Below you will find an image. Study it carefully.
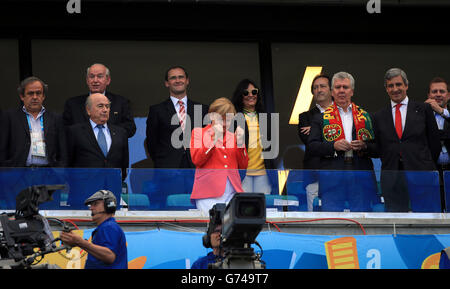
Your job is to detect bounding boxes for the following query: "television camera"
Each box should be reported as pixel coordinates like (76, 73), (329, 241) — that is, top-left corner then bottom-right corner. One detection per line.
(207, 193), (266, 269)
(0, 184), (73, 269)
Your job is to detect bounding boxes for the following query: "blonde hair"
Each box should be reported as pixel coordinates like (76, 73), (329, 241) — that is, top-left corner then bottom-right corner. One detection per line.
(208, 97), (236, 116)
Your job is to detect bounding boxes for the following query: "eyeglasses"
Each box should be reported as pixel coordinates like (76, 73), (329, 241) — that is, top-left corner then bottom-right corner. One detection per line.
(243, 88), (259, 96)
(430, 89), (448, 94)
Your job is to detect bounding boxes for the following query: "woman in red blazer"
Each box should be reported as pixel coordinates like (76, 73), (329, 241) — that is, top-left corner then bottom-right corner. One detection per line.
(190, 97), (249, 214)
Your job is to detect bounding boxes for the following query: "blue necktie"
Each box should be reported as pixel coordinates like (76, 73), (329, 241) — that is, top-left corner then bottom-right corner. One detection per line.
(96, 124), (108, 157)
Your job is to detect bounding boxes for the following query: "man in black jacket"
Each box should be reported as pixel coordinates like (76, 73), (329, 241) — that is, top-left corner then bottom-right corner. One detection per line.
(297, 74), (333, 211)
(372, 68), (441, 212)
(0, 76), (67, 167)
(308, 72), (378, 212)
(63, 63), (136, 138)
(66, 93), (129, 180)
(146, 66), (208, 169)
(424, 76), (450, 211)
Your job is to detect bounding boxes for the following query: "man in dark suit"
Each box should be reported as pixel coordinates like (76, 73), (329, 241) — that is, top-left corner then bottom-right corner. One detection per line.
(298, 74), (333, 169)
(308, 72), (378, 212)
(297, 74), (333, 211)
(425, 77), (450, 211)
(372, 68), (441, 212)
(0, 76), (67, 167)
(63, 63), (136, 138)
(146, 66), (208, 169)
(67, 93), (129, 180)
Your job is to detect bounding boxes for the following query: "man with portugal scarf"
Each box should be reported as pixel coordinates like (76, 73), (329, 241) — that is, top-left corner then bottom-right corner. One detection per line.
(308, 72), (380, 212)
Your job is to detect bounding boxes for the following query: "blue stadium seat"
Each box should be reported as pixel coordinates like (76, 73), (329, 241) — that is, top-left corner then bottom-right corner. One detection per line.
(166, 194), (195, 210)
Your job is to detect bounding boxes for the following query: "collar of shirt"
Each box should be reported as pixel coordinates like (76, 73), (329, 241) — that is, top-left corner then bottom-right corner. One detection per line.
(390, 96), (409, 109)
(22, 106), (46, 119)
(89, 118), (109, 131)
(316, 101), (333, 113)
(170, 95), (187, 109)
(337, 102), (352, 114)
(89, 91), (106, 96)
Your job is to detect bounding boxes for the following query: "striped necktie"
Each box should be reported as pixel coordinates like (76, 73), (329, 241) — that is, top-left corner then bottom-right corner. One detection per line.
(178, 100), (186, 131)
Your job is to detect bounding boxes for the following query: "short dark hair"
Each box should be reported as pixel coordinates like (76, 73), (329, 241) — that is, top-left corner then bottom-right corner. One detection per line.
(311, 74), (331, 94)
(429, 77), (448, 92)
(17, 76), (48, 96)
(164, 66), (189, 81)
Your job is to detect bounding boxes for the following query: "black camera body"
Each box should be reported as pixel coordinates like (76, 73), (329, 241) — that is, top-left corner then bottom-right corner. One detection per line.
(0, 184), (66, 268)
(208, 193), (266, 269)
(0, 214), (53, 261)
(221, 193), (266, 249)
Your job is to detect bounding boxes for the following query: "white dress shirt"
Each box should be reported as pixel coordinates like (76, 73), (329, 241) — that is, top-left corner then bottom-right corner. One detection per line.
(390, 96), (409, 132)
(170, 95), (187, 119)
(337, 103), (354, 143)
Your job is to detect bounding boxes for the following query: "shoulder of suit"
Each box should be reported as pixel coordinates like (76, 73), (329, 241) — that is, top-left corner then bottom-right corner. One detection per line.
(108, 123), (127, 135)
(105, 91), (129, 101)
(188, 99), (207, 107)
(69, 121), (89, 131)
(65, 94), (88, 104)
(149, 98), (171, 108)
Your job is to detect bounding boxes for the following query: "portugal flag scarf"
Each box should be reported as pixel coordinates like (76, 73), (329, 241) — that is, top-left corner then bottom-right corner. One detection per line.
(322, 102), (374, 142)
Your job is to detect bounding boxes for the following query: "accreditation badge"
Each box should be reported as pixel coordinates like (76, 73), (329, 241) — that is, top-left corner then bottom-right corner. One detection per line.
(31, 132), (46, 157)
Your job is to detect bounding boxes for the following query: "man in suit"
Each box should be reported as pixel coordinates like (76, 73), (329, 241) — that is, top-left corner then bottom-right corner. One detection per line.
(67, 93), (129, 180)
(372, 68), (441, 212)
(297, 74), (333, 211)
(0, 76), (67, 167)
(308, 72), (378, 212)
(425, 77), (450, 211)
(63, 63), (136, 138)
(298, 74), (333, 169)
(146, 66), (208, 169)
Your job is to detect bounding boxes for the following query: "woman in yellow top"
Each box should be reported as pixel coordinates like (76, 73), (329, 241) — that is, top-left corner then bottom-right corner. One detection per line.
(231, 79), (275, 194)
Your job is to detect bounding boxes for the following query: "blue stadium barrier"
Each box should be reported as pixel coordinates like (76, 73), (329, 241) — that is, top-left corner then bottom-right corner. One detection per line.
(0, 168), (444, 212)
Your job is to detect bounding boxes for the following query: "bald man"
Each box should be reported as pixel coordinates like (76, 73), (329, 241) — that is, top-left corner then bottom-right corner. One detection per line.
(66, 93), (129, 179)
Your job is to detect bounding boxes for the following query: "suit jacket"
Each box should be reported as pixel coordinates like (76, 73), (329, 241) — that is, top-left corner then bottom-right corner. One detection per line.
(190, 125), (248, 200)
(308, 106), (376, 170)
(298, 106), (321, 169)
(146, 98), (208, 168)
(372, 99), (441, 170)
(63, 91), (136, 138)
(67, 122), (129, 179)
(0, 107), (67, 167)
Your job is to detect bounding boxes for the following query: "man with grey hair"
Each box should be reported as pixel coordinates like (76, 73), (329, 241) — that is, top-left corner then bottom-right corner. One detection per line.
(372, 68), (441, 212)
(0, 76), (67, 167)
(308, 71), (378, 212)
(63, 63), (136, 138)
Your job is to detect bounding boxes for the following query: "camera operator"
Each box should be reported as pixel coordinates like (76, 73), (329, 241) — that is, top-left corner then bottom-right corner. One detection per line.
(60, 190), (128, 269)
(191, 224), (224, 269)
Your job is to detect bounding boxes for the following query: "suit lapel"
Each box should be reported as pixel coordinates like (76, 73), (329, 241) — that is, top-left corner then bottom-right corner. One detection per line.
(108, 125), (119, 158)
(402, 101), (416, 139)
(381, 104), (400, 140)
(165, 98), (179, 125)
(83, 122), (105, 158)
(19, 109), (31, 138)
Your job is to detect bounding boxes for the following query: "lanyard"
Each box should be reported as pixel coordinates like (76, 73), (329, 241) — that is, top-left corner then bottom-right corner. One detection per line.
(26, 114), (44, 132)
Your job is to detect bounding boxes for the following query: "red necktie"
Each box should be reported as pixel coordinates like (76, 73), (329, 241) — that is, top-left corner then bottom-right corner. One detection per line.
(395, 103), (403, 139)
(178, 100), (186, 131)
